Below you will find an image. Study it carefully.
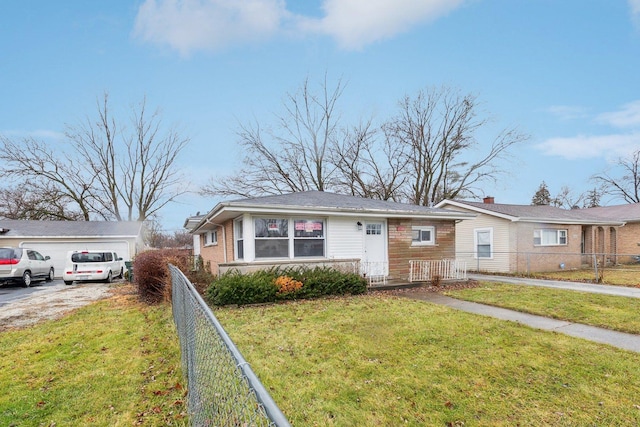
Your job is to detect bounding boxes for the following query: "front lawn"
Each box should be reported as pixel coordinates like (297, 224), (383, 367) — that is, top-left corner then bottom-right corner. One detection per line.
(527, 264), (640, 287)
(445, 282), (640, 334)
(216, 294), (640, 426)
(0, 287), (186, 426)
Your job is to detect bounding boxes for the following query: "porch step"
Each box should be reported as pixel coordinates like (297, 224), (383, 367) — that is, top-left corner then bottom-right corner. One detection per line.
(367, 281), (427, 292)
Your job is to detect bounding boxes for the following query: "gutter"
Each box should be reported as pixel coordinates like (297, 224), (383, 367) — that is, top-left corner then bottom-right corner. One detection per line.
(194, 203), (475, 227)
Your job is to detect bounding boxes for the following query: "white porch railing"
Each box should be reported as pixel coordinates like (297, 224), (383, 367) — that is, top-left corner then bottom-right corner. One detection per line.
(409, 259), (467, 283)
(361, 261), (388, 286)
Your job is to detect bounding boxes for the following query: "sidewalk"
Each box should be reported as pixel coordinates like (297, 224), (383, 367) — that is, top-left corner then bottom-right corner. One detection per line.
(400, 276), (640, 353)
(468, 273), (640, 298)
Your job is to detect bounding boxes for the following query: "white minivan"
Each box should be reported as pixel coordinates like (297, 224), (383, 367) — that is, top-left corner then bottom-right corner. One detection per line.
(63, 250), (126, 285)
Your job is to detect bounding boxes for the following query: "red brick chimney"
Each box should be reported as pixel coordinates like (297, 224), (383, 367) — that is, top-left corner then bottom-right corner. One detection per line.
(483, 196), (495, 204)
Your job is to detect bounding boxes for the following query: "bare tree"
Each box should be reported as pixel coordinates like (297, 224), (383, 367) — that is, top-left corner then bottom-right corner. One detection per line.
(331, 120), (408, 201)
(0, 186), (84, 220)
(201, 81), (527, 206)
(591, 150), (640, 203)
(386, 86), (528, 206)
(0, 93), (190, 222)
(0, 136), (97, 220)
(201, 76), (344, 198)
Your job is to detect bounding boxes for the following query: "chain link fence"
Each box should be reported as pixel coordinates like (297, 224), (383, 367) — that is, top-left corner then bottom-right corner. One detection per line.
(457, 251), (640, 280)
(169, 264), (291, 427)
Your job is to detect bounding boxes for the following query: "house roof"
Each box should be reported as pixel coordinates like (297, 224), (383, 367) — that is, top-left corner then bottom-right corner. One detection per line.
(0, 220), (144, 238)
(436, 200), (627, 225)
(183, 214), (205, 230)
(194, 191), (475, 231)
(576, 203), (640, 222)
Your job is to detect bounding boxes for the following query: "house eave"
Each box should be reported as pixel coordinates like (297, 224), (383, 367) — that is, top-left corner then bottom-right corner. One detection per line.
(515, 217), (626, 226)
(192, 202), (475, 233)
(436, 200), (626, 226)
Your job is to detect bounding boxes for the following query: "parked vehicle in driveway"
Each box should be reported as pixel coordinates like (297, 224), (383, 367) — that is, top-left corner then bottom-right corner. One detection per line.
(0, 247), (55, 287)
(63, 250), (125, 285)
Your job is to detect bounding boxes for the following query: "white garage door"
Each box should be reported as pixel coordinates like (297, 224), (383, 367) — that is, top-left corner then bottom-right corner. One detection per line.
(22, 241), (131, 279)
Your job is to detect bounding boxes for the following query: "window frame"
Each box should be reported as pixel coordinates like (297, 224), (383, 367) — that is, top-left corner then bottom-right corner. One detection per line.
(366, 223), (382, 235)
(411, 226), (436, 246)
(250, 217), (327, 260)
(293, 219), (325, 258)
(234, 218), (244, 260)
(474, 228), (493, 259)
(204, 230), (218, 246)
(254, 218), (290, 259)
(534, 229), (568, 246)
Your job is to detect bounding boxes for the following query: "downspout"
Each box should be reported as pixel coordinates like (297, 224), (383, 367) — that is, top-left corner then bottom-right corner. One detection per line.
(204, 219), (228, 263)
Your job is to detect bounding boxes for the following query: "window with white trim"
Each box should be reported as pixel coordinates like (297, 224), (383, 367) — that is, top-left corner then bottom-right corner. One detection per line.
(411, 226), (435, 246)
(475, 228), (493, 259)
(249, 218), (327, 259)
(534, 229), (567, 246)
(293, 219), (325, 257)
(204, 230), (218, 246)
(366, 223), (382, 235)
(234, 219), (244, 260)
(254, 218), (289, 258)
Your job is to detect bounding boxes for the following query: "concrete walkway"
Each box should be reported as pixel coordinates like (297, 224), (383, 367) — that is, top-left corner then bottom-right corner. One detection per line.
(400, 275), (640, 353)
(469, 273), (640, 298)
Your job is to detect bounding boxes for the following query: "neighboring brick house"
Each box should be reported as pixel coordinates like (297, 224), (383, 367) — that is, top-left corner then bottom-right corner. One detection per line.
(579, 203), (640, 263)
(436, 198), (639, 273)
(188, 191), (474, 282)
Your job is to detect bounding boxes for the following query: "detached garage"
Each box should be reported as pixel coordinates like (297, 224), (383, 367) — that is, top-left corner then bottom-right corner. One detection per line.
(0, 220), (145, 279)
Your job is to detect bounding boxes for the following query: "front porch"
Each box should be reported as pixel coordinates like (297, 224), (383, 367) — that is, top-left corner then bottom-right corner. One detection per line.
(362, 259), (468, 288)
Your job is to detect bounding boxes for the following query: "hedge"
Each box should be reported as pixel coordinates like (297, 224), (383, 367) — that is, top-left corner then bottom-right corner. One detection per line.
(205, 266), (367, 306)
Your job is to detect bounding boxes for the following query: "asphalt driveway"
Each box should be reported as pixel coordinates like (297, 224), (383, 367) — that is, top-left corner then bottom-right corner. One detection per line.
(0, 280), (68, 308)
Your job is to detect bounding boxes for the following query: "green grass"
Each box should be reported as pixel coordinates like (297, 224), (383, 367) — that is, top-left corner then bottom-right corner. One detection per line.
(215, 295), (640, 426)
(445, 282), (640, 334)
(0, 287), (186, 426)
(527, 264), (640, 287)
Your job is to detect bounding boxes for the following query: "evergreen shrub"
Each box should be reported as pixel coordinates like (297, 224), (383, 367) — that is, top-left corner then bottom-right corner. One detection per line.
(206, 266), (367, 306)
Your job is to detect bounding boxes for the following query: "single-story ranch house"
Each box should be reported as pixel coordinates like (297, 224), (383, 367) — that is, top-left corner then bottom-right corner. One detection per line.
(0, 220), (145, 278)
(189, 191), (475, 283)
(435, 197), (640, 273)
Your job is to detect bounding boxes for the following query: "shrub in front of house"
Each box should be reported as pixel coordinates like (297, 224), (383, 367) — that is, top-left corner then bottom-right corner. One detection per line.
(205, 266), (367, 306)
(133, 249), (193, 303)
(206, 268), (279, 306)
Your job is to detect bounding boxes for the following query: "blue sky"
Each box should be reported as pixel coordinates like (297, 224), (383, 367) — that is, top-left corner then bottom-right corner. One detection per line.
(2, 0), (640, 232)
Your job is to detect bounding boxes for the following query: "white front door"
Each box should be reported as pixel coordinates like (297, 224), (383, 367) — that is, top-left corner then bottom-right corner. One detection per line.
(363, 222), (387, 276)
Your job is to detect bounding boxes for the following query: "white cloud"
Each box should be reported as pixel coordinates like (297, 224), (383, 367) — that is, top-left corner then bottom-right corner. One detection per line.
(297, 0), (466, 50)
(538, 100), (640, 161)
(133, 0), (468, 54)
(631, 0), (640, 27)
(536, 133), (640, 160)
(133, 0), (289, 56)
(597, 100), (640, 128)
(1, 129), (64, 140)
(545, 105), (589, 120)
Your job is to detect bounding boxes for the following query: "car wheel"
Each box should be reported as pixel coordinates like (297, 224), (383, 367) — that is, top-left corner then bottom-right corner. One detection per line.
(105, 271), (113, 283)
(64, 281), (73, 286)
(46, 268), (54, 282)
(120, 267), (124, 279)
(22, 271), (32, 288)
